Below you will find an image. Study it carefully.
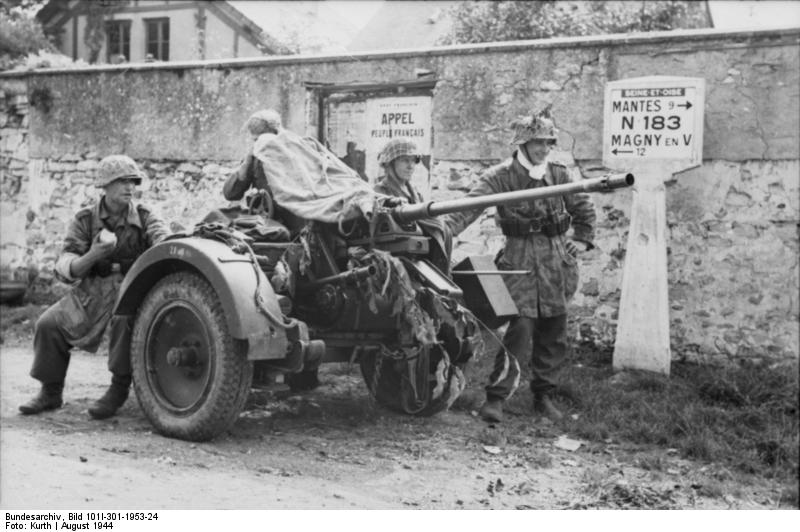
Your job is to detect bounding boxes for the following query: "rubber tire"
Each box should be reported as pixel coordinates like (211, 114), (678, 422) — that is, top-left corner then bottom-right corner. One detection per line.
(359, 346), (459, 417)
(131, 271), (253, 442)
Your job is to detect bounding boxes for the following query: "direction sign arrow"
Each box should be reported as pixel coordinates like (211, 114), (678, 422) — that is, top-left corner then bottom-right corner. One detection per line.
(612, 148), (634, 155)
(676, 101), (692, 109)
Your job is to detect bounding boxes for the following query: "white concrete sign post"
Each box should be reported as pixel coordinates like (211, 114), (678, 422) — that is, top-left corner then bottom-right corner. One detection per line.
(603, 76), (705, 375)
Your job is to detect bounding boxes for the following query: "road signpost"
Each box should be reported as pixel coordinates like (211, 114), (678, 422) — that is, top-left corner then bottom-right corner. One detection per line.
(603, 76), (705, 375)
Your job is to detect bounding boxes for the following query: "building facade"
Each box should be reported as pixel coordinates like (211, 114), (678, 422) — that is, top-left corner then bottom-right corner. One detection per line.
(36, 0), (271, 64)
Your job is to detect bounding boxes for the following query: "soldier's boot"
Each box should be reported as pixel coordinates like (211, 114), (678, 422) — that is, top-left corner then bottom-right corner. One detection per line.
(88, 375), (131, 420)
(19, 382), (64, 415)
(533, 393), (563, 421)
(479, 397), (504, 423)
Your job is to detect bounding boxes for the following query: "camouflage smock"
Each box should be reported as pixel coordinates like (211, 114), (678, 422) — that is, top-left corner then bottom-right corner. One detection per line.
(51, 199), (169, 351)
(444, 154), (596, 318)
(374, 174), (453, 274)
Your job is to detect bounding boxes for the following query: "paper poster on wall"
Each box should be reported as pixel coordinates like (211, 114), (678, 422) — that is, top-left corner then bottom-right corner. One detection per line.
(364, 96), (432, 190)
(325, 99), (369, 180)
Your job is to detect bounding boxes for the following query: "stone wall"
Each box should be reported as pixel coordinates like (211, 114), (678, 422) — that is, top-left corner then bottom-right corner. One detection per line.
(0, 27), (797, 363)
(0, 81), (32, 286)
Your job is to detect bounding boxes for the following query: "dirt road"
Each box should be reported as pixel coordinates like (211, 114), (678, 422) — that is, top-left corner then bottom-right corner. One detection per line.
(0, 342), (784, 510)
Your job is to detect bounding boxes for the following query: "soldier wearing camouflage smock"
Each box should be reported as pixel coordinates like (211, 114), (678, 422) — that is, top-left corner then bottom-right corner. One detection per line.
(374, 138), (453, 274)
(444, 107), (596, 423)
(19, 155), (169, 420)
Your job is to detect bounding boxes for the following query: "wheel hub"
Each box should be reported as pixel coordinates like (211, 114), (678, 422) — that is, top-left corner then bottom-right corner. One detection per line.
(165, 341), (203, 375)
(146, 304), (213, 412)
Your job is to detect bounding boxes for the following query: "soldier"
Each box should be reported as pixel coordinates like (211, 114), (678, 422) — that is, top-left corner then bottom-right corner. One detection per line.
(374, 138), (452, 274)
(221, 109), (317, 391)
(222, 109), (282, 202)
(444, 107), (596, 423)
(374, 138), (424, 202)
(19, 155), (169, 419)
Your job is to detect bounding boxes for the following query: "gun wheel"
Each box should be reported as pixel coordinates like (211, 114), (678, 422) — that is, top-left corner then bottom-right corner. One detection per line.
(359, 345), (465, 417)
(131, 271), (252, 441)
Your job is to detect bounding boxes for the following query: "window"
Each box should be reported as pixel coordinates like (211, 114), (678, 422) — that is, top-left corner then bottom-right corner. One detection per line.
(106, 20), (131, 62)
(145, 18), (169, 61)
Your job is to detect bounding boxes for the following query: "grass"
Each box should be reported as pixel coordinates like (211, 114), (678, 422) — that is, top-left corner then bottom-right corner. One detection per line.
(558, 344), (799, 500)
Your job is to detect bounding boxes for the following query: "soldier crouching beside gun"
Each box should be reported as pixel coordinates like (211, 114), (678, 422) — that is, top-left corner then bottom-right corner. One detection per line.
(443, 107), (596, 423)
(19, 155), (169, 419)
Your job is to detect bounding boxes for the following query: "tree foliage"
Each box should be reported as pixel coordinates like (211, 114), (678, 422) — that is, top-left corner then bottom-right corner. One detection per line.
(0, 0), (51, 68)
(439, 1), (710, 45)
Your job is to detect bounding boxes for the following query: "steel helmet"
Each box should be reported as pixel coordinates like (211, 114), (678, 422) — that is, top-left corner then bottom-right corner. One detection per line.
(509, 105), (558, 145)
(95, 155), (144, 188)
(245, 109), (282, 137)
(377, 138), (421, 165)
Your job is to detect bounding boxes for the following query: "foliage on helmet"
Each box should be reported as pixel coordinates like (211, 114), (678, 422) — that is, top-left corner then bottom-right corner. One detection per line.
(377, 138), (420, 165)
(245, 109), (282, 137)
(509, 104), (558, 145)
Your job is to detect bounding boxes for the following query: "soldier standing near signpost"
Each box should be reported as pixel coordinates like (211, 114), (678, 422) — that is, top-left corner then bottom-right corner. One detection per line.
(444, 107), (596, 423)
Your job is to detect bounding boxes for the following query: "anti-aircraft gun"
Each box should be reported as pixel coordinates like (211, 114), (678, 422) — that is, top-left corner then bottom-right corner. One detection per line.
(114, 172), (633, 441)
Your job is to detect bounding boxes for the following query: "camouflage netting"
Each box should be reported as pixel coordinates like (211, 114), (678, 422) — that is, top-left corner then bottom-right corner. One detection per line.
(348, 247), (483, 414)
(252, 129), (381, 223)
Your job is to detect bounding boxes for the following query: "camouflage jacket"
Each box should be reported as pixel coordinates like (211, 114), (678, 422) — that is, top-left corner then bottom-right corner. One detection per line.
(374, 174), (453, 274)
(51, 199), (169, 351)
(444, 154), (596, 318)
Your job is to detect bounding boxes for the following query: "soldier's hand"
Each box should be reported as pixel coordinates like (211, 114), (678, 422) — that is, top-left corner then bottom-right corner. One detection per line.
(381, 196), (408, 208)
(89, 231), (117, 258)
(565, 239), (579, 257)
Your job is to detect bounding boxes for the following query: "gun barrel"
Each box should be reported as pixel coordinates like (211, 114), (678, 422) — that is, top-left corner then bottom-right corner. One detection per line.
(305, 264), (377, 289)
(392, 173), (634, 224)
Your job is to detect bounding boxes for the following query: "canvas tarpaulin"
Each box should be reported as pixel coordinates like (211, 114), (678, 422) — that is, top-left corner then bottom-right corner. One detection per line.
(252, 129), (381, 222)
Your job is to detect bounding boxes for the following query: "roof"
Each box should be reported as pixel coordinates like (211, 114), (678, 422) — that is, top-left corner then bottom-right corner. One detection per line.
(35, 0), (72, 26)
(213, 1), (275, 53)
(348, 0), (459, 51)
(36, 0), (276, 54)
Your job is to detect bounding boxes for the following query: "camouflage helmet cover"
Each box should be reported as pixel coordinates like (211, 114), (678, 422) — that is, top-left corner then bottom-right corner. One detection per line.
(245, 108), (282, 137)
(377, 138), (420, 165)
(509, 105), (558, 145)
(96, 155), (144, 188)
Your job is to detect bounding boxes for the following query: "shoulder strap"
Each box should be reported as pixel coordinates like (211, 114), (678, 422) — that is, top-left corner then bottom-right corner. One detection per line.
(136, 204), (150, 219)
(75, 206), (95, 239)
(548, 162), (569, 183)
(75, 207), (92, 220)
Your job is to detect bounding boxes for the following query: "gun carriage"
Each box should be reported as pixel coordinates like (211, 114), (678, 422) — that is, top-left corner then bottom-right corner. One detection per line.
(115, 172), (633, 441)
